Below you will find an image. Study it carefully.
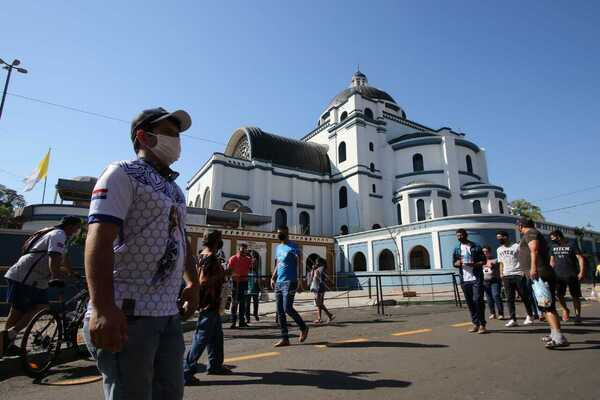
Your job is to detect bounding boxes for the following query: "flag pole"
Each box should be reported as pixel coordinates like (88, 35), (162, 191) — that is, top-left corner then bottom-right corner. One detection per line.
(41, 176), (48, 203)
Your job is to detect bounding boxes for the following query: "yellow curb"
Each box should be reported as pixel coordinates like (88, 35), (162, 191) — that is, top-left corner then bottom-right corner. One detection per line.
(223, 351), (280, 363)
(451, 322), (473, 327)
(43, 376), (103, 386)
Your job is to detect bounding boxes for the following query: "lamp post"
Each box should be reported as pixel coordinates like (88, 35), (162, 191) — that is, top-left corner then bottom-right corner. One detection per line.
(0, 58), (28, 121)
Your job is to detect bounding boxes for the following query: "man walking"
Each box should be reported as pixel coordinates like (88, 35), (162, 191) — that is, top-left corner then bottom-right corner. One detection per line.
(227, 244), (253, 328)
(549, 230), (585, 324)
(84, 107), (199, 399)
(271, 226), (309, 347)
(518, 218), (568, 348)
(453, 229), (487, 334)
(496, 231), (534, 327)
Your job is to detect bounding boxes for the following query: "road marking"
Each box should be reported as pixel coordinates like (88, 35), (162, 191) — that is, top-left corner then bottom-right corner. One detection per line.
(451, 322), (473, 327)
(223, 351), (280, 363)
(392, 328), (432, 336)
(315, 338), (369, 348)
(581, 304), (592, 308)
(43, 376), (103, 386)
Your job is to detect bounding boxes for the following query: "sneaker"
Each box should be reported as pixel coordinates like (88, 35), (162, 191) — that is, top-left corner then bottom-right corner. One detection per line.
(489, 314), (496, 320)
(505, 319), (518, 327)
(229, 322), (237, 329)
(523, 316), (534, 326)
(254, 315), (260, 322)
(468, 325), (479, 333)
(478, 326), (489, 334)
(328, 314), (336, 323)
(545, 338), (570, 349)
(299, 327), (309, 343)
(273, 339), (290, 347)
(497, 315), (505, 320)
(184, 376), (202, 386)
(207, 366), (233, 375)
(540, 335), (553, 343)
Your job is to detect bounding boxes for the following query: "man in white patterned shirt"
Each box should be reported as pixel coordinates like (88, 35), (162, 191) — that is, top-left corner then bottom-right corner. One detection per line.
(84, 107), (198, 400)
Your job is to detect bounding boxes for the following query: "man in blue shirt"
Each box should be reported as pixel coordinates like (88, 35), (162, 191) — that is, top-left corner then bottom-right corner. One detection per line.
(271, 226), (308, 347)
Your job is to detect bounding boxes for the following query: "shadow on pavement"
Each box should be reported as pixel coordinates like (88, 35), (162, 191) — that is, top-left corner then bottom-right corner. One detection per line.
(554, 340), (600, 351)
(492, 328), (600, 335)
(33, 364), (100, 386)
(198, 369), (411, 390)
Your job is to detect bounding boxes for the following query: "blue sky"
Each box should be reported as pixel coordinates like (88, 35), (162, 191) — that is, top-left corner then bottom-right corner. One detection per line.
(1, 1), (599, 228)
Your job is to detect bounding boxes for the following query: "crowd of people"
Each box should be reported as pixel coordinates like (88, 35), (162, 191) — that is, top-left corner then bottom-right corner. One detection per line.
(453, 218), (587, 348)
(0, 107), (592, 399)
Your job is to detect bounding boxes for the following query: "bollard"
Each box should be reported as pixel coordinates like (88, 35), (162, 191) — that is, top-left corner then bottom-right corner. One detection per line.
(368, 278), (372, 299)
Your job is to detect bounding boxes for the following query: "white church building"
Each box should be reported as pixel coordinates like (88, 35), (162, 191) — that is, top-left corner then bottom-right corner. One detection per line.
(186, 71), (599, 277)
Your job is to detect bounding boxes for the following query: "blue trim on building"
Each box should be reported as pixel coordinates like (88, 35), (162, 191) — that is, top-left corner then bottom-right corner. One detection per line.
(461, 192), (489, 199)
(271, 200), (293, 206)
(458, 170), (482, 180)
(461, 184), (504, 191)
(372, 239), (398, 271)
(402, 233), (434, 271)
(297, 203), (315, 210)
(455, 139), (481, 153)
(395, 170), (444, 179)
(369, 194), (383, 199)
(391, 138), (442, 151)
(222, 192), (250, 201)
(408, 190), (432, 198)
(387, 132), (438, 145)
(437, 191), (452, 198)
(395, 183), (449, 194)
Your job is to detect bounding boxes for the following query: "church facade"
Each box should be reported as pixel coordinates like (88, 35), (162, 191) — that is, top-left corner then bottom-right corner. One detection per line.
(186, 71), (599, 276)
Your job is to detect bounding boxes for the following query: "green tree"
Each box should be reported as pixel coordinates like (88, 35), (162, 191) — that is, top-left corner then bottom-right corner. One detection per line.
(0, 184), (26, 228)
(509, 199), (545, 221)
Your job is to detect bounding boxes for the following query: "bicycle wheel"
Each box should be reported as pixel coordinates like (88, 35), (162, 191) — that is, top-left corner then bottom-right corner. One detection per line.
(21, 309), (63, 377)
(69, 314), (90, 358)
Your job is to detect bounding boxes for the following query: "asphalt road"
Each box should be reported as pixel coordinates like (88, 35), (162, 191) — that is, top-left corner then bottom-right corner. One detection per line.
(1, 301), (598, 400)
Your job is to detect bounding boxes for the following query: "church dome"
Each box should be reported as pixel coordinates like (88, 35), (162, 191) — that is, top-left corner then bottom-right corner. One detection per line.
(324, 70), (398, 111)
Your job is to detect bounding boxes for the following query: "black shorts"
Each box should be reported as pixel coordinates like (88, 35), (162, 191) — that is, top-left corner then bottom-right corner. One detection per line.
(6, 279), (49, 313)
(556, 276), (582, 299)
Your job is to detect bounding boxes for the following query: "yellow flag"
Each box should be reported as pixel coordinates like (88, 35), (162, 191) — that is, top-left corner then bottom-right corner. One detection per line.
(23, 149), (51, 192)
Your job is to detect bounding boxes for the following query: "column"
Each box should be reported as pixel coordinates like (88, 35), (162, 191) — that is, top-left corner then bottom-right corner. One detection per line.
(431, 230), (442, 269)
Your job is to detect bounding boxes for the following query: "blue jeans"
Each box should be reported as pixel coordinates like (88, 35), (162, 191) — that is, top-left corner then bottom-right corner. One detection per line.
(527, 278), (542, 317)
(84, 315), (184, 400)
(275, 280), (306, 340)
(461, 279), (486, 327)
(183, 308), (224, 381)
(483, 278), (504, 316)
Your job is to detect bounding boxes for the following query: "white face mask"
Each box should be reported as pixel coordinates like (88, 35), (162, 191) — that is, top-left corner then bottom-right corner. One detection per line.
(144, 132), (181, 165)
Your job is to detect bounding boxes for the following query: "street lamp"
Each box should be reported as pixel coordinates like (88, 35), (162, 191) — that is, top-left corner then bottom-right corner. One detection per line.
(0, 58), (28, 121)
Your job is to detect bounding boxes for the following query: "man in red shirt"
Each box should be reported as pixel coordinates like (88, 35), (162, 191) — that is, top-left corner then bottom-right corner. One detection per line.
(227, 244), (253, 328)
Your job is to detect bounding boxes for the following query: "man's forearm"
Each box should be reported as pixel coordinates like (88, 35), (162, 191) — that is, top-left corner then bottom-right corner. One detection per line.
(85, 229), (116, 311)
(183, 238), (198, 287)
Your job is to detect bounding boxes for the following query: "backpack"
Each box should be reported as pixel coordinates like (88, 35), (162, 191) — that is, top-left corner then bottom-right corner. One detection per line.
(22, 227), (56, 255)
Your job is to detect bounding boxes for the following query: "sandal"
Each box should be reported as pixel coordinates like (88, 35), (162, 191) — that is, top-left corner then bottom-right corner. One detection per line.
(545, 338), (569, 349)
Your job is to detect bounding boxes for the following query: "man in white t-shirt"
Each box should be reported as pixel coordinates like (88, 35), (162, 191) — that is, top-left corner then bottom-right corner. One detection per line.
(1, 216), (81, 356)
(496, 231), (534, 327)
(453, 229), (487, 334)
(84, 107), (199, 400)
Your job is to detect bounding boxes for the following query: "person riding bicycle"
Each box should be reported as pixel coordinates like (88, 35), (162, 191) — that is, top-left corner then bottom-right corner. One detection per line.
(1, 215), (82, 357)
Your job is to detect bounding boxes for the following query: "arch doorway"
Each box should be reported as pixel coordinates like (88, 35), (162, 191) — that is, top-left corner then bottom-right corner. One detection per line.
(378, 249), (395, 271)
(352, 252), (367, 272)
(409, 246), (431, 270)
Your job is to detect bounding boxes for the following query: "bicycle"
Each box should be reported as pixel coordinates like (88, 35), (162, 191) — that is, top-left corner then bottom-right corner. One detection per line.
(20, 277), (90, 377)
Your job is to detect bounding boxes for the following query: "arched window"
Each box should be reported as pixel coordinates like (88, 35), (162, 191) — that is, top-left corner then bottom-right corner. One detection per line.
(397, 203), (402, 225)
(338, 141), (347, 163)
(275, 208), (287, 229)
(340, 111), (348, 122)
(372, 224), (381, 229)
(378, 249), (395, 271)
(202, 188), (211, 208)
(442, 199), (448, 217)
(473, 200), (482, 214)
(369, 142), (374, 152)
(339, 186), (348, 209)
(499, 201), (504, 214)
(413, 153), (424, 172)
(466, 155), (473, 174)
(194, 195), (201, 207)
(299, 211), (310, 235)
(372, 184), (376, 193)
(223, 200), (243, 211)
(352, 252), (367, 272)
(409, 246), (431, 270)
(370, 163), (375, 172)
(364, 108), (374, 120)
(340, 225), (349, 235)
(417, 199), (426, 221)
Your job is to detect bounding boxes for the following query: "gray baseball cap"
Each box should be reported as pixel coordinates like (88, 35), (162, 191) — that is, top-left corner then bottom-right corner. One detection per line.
(130, 107), (192, 142)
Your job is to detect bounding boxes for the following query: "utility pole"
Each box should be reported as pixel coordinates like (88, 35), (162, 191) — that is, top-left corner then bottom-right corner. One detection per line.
(0, 58), (28, 120)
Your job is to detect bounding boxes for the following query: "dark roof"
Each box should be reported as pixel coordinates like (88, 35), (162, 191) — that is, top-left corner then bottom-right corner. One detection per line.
(56, 178), (97, 202)
(326, 85), (396, 110)
(245, 127), (331, 174)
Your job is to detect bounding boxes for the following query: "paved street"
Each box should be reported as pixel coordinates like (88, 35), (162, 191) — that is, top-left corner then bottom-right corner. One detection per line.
(1, 301), (598, 400)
